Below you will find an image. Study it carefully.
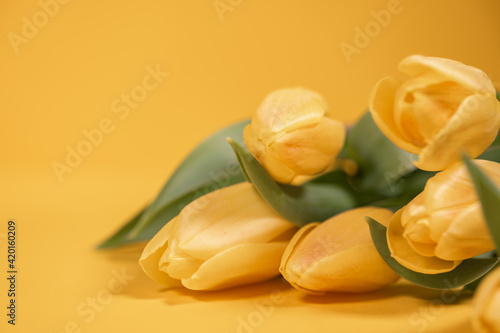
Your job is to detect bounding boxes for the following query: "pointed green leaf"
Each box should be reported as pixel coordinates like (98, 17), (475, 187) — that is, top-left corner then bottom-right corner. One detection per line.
(98, 180), (237, 248)
(463, 156), (500, 252)
(342, 112), (418, 196)
(366, 169), (435, 211)
(228, 139), (356, 226)
(127, 120), (249, 238)
(98, 120), (249, 248)
(366, 217), (499, 289)
(463, 258), (500, 292)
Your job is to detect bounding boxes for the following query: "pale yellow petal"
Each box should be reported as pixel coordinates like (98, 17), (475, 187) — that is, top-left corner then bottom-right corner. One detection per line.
(369, 77), (421, 154)
(284, 208), (392, 275)
(138, 219), (182, 286)
(394, 73), (471, 146)
(279, 223), (320, 285)
(174, 182), (296, 260)
(243, 123), (265, 158)
(254, 87), (327, 134)
(387, 208), (461, 274)
(270, 117), (345, 175)
(160, 238), (204, 280)
(403, 218), (437, 257)
(181, 242), (288, 291)
(435, 203), (495, 260)
(422, 161), (478, 211)
(296, 244), (399, 293)
(427, 207), (463, 243)
(258, 148), (297, 183)
(244, 87), (346, 184)
(398, 55), (496, 95)
(281, 207), (395, 293)
(416, 94), (500, 171)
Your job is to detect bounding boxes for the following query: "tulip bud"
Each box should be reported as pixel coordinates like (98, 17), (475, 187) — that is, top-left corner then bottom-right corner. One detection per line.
(472, 266), (500, 333)
(387, 160), (500, 274)
(280, 207), (399, 294)
(244, 87), (346, 184)
(139, 182), (297, 291)
(370, 55), (500, 171)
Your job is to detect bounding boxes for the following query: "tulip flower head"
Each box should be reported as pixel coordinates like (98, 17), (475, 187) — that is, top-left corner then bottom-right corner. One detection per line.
(280, 207), (400, 294)
(244, 87), (346, 184)
(139, 182), (297, 291)
(388, 160), (500, 274)
(370, 55), (500, 171)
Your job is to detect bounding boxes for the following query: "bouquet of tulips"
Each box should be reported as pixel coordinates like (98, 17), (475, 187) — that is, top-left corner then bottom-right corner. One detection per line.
(100, 55), (500, 332)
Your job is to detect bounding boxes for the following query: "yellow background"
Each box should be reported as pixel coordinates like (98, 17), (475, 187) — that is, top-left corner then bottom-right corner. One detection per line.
(1, 0), (500, 332)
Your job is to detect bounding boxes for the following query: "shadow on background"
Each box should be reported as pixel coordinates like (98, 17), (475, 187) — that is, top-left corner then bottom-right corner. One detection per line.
(97, 244), (473, 315)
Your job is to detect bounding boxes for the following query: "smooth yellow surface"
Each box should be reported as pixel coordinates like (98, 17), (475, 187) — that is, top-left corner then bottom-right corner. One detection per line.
(1, 0), (500, 332)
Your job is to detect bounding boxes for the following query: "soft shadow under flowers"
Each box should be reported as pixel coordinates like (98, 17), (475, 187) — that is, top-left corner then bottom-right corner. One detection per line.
(98, 243), (472, 314)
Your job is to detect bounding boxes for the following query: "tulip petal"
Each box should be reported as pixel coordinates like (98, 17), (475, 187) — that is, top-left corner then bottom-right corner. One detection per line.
(258, 148), (297, 184)
(254, 87), (327, 134)
(160, 238), (204, 280)
(368, 217), (498, 289)
(416, 94), (500, 171)
(174, 183), (296, 260)
(243, 124), (265, 158)
(472, 267), (500, 333)
(297, 244), (399, 293)
(139, 219), (182, 286)
(398, 55), (496, 95)
(270, 118), (345, 176)
(387, 208), (461, 274)
(181, 242), (288, 290)
(280, 207), (397, 293)
(279, 223), (320, 284)
(369, 77), (421, 154)
(403, 218), (438, 257)
(422, 162), (478, 212)
(394, 73), (471, 146)
(435, 203), (495, 260)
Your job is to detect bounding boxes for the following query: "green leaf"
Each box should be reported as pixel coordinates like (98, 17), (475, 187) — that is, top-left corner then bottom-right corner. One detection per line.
(98, 120), (249, 248)
(463, 258), (500, 292)
(98, 181), (239, 248)
(366, 217), (499, 289)
(228, 139), (356, 226)
(367, 169), (435, 211)
(342, 112), (418, 196)
(128, 119), (249, 238)
(463, 155), (500, 252)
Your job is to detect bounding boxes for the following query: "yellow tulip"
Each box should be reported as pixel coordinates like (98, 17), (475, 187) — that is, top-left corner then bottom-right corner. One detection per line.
(280, 207), (400, 294)
(139, 182), (297, 291)
(472, 266), (500, 333)
(370, 55), (500, 171)
(387, 160), (500, 274)
(244, 87), (346, 184)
